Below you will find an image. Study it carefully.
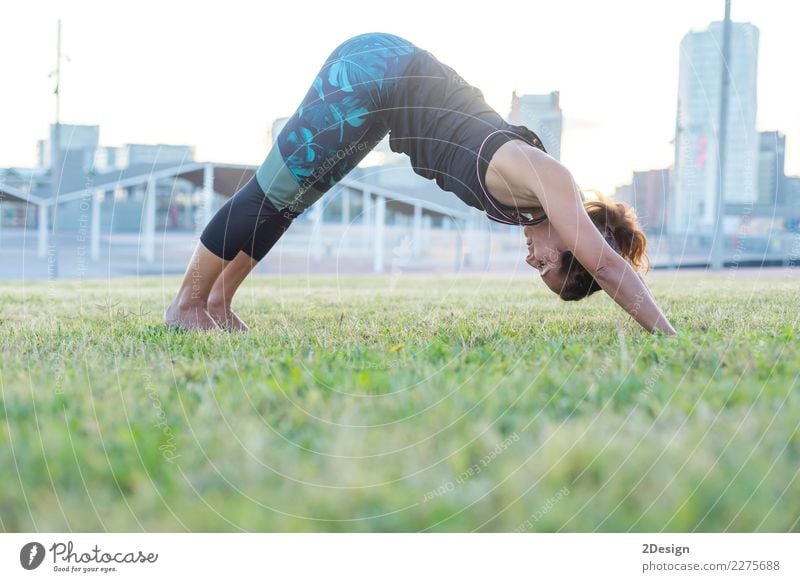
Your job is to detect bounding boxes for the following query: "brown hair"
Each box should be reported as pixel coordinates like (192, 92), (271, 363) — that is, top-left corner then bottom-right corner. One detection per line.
(558, 196), (649, 301)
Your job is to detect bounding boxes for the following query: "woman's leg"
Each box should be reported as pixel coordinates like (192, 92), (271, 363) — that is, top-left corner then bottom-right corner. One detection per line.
(206, 251), (257, 331)
(165, 174), (294, 330)
(164, 241), (228, 330)
(206, 206), (295, 331)
(166, 33), (413, 331)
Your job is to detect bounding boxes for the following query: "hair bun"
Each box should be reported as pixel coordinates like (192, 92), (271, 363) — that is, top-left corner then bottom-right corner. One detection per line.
(584, 197), (649, 272)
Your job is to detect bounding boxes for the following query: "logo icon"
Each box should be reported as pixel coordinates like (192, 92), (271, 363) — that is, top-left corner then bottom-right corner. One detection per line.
(20, 542), (46, 570)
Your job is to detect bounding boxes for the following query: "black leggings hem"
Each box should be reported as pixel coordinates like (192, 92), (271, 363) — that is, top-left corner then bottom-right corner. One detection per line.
(200, 175), (297, 262)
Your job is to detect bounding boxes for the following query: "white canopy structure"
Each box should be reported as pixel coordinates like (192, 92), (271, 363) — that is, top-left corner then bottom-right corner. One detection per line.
(3, 161), (473, 273)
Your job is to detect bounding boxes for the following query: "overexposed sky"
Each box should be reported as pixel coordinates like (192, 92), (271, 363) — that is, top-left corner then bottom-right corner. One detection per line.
(2, 0), (798, 194)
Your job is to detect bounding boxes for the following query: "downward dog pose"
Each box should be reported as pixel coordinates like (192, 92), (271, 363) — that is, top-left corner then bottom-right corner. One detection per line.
(165, 32), (675, 335)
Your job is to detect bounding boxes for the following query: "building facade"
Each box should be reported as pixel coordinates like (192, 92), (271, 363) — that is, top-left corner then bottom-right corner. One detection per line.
(671, 21), (760, 236)
(37, 124), (100, 174)
(757, 131), (786, 205)
(614, 169), (671, 235)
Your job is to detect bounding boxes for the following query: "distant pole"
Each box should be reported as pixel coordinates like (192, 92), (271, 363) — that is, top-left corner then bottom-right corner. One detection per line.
(50, 18), (63, 277)
(55, 19), (61, 129)
(711, 0), (732, 270)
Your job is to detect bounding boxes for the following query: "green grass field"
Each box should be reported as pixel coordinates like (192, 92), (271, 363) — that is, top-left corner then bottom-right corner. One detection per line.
(1, 272), (798, 532)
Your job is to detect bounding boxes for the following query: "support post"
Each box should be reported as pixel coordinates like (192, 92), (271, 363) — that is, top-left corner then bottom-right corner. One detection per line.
(373, 194), (386, 273)
(90, 189), (101, 261)
(310, 199), (324, 260)
(142, 177), (156, 263)
(196, 164), (214, 236)
(483, 213), (492, 269)
(454, 218), (463, 272)
(422, 214), (432, 250)
(342, 187), (350, 226)
(412, 204), (422, 258)
(38, 204), (48, 259)
(361, 188), (372, 250)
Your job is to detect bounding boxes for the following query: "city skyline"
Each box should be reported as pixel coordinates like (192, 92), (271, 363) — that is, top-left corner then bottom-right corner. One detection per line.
(2, 0), (798, 195)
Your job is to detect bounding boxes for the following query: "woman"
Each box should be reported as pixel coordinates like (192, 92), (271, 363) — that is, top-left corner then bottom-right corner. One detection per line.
(165, 32), (675, 335)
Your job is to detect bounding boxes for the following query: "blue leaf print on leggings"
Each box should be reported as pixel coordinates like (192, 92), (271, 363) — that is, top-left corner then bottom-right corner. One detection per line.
(277, 33), (417, 193)
(327, 61), (354, 93)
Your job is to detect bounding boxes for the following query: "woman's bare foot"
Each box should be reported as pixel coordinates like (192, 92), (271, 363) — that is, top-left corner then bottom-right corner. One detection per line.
(207, 298), (250, 332)
(164, 300), (220, 331)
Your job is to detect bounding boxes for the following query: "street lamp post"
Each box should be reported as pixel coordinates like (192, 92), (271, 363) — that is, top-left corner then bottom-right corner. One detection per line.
(711, 0), (732, 270)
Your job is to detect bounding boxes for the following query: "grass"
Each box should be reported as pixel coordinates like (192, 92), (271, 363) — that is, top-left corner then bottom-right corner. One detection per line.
(0, 271), (798, 532)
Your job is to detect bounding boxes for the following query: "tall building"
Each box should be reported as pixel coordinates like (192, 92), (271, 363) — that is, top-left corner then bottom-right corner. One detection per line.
(37, 123), (100, 172)
(508, 91), (563, 161)
(670, 21), (760, 235)
(757, 131), (786, 205)
(37, 125), (194, 172)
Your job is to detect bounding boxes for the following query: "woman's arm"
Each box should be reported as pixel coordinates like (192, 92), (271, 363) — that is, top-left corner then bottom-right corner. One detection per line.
(487, 141), (676, 335)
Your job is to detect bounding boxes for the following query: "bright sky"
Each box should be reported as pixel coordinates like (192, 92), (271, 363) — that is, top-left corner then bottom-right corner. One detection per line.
(2, 0), (798, 194)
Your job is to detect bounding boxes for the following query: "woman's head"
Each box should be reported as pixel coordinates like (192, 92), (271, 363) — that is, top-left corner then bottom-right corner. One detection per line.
(524, 196), (649, 300)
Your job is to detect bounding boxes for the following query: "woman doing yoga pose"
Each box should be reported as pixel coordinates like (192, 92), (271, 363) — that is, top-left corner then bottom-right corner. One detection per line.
(165, 32), (675, 335)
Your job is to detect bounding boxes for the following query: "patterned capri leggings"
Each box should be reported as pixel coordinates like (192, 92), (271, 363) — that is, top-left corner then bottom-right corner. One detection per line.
(200, 33), (419, 261)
